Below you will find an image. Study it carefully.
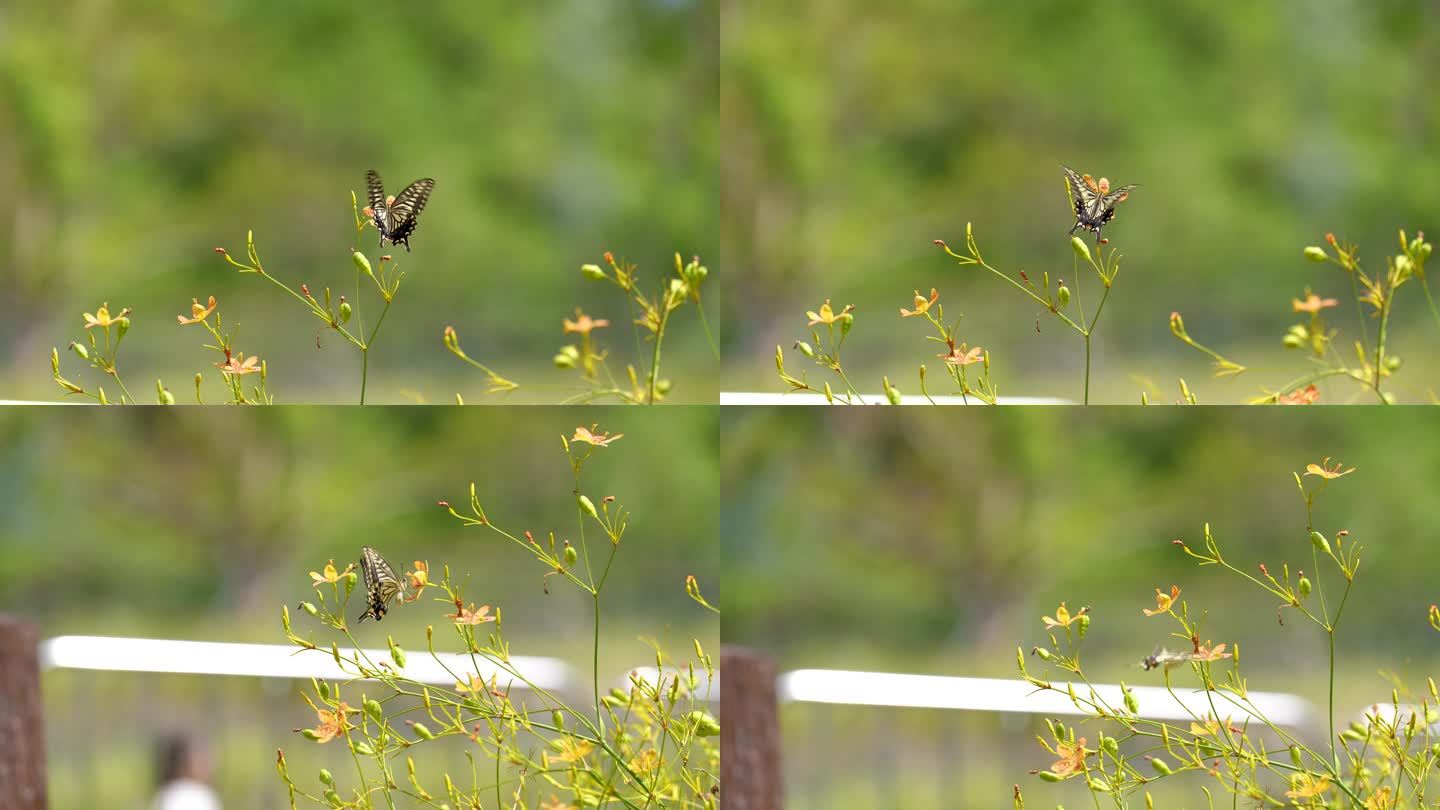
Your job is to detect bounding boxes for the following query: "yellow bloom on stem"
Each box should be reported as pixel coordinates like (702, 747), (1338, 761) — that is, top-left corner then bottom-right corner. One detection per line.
(1292, 292), (1338, 313)
(939, 343), (984, 366)
(403, 561), (429, 602)
(450, 602), (495, 625)
(900, 288), (940, 317)
(309, 560), (352, 584)
(1285, 773), (1332, 801)
(548, 737), (595, 764)
(83, 303), (131, 329)
(177, 296), (218, 325)
(563, 309), (610, 336)
(216, 352), (261, 376)
(1042, 602), (1087, 630)
(1364, 786), (1394, 809)
(1192, 640), (1232, 662)
(1277, 385), (1320, 405)
(1049, 737), (1088, 778)
(572, 425), (623, 447)
(806, 300), (853, 326)
(1305, 457), (1354, 479)
(302, 695), (358, 744)
(1143, 585), (1180, 616)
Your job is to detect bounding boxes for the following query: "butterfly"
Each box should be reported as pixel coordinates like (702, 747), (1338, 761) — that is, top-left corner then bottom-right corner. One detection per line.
(365, 170), (435, 252)
(1140, 648), (1191, 672)
(1061, 165), (1136, 245)
(358, 545), (406, 623)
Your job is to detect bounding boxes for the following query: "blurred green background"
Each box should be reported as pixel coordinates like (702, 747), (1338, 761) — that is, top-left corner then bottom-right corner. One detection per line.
(0, 0), (718, 403)
(721, 0), (1440, 402)
(722, 407), (1440, 807)
(0, 406), (719, 807)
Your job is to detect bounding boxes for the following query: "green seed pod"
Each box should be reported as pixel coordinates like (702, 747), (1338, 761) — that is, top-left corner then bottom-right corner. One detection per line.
(365, 699), (383, 723)
(319, 769), (334, 786)
(1282, 333), (1304, 349)
(351, 741), (375, 756)
(70, 342), (90, 361)
(1088, 778), (1110, 793)
(1037, 771), (1062, 783)
(1016, 646), (1026, 674)
(339, 300), (352, 324)
(1150, 757), (1172, 775)
(823, 382), (834, 403)
(317, 680), (331, 701)
(324, 788), (342, 806)
(411, 722), (435, 740)
(1385, 355), (1402, 371)
(688, 711), (721, 737)
(883, 376), (901, 405)
(301, 729), (322, 741)
(1033, 647), (1052, 661)
(389, 637), (406, 669)
(1310, 531), (1332, 556)
(564, 542), (578, 567)
(839, 312), (854, 336)
(1057, 285), (1071, 309)
(1303, 246), (1328, 262)
(1297, 576), (1312, 599)
(1290, 745), (1303, 769)
(1123, 684), (1138, 715)
(580, 263), (606, 280)
(299, 601), (319, 617)
(656, 378), (672, 395)
(352, 251), (374, 278)
(578, 495), (598, 519)
(553, 350), (577, 369)
(158, 382), (175, 405)
(552, 710), (565, 730)
(1100, 736), (1118, 756)
(1071, 236), (1092, 262)
(116, 318), (130, 340)
(1077, 613), (1090, 639)
(795, 341), (816, 359)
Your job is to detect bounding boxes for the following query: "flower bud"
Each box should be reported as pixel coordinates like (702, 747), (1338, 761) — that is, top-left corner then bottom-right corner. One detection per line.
(1303, 246), (1328, 262)
(1150, 757), (1172, 775)
(443, 325), (460, 352)
(1071, 236), (1091, 262)
(823, 382), (834, 403)
(883, 376), (901, 405)
(1169, 312), (1187, 340)
(580, 263), (606, 280)
(50, 347), (59, 374)
(352, 251), (374, 278)
(688, 711), (721, 737)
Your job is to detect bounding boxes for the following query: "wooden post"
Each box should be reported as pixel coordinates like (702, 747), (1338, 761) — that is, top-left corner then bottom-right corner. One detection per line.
(0, 616), (45, 810)
(720, 646), (781, 810)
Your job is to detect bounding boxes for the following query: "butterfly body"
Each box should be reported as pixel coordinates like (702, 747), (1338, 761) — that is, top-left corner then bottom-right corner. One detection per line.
(365, 170), (434, 252)
(358, 545), (405, 623)
(1061, 165), (1135, 245)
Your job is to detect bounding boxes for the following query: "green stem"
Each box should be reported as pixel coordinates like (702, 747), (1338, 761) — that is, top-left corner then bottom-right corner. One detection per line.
(1420, 276), (1440, 336)
(1081, 283), (1113, 406)
(647, 306), (671, 404)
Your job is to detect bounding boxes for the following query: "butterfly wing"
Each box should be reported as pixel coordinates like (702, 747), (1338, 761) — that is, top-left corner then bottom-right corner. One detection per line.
(365, 170), (392, 236)
(383, 178), (435, 251)
(1061, 165), (1102, 222)
(358, 546), (403, 623)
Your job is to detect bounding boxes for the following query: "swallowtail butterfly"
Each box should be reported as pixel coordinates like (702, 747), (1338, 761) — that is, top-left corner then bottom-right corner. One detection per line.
(1061, 165), (1136, 245)
(358, 545), (405, 623)
(366, 170), (435, 252)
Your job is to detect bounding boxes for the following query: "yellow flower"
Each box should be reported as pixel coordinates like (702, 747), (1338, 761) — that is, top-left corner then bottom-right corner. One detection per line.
(302, 695), (358, 744)
(1292, 292), (1338, 314)
(572, 425), (623, 447)
(563, 309), (610, 335)
(548, 737), (595, 764)
(938, 344), (984, 366)
(1192, 640), (1232, 662)
(309, 560), (353, 584)
(806, 300), (853, 326)
(1305, 457), (1354, 479)
(449, 602), (495, 625)
(1049, 737), (1088, 778)
(1042, 602), (1087, 630)
(1277, 385), (1320, 405)
(1285, 773), (1332, 801)
(216, 352), (262, 376)
(83, 303), (131, 329)
(1364, 786), (1394, 809)
(402, 561), (430, 602)
(1143, 585), (1180, 616)
(629, 748), (660, 774)
(177, 296), (218, 325)
(899, 288), (940, 318)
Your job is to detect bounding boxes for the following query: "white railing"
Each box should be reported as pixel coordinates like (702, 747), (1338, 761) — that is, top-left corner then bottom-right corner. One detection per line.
(778, 668), (1312, 726)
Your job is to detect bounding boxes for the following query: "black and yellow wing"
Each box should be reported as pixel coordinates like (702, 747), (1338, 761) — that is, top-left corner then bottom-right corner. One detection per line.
(358, 545), (404, 623)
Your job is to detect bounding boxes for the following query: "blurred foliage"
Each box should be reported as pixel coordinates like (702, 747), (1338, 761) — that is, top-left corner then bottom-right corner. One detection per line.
(722, 407), (1440, 806)
(0, 406), (718, 807)
(0, 0), (718, 402)
(721, 0), (1440, 401)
